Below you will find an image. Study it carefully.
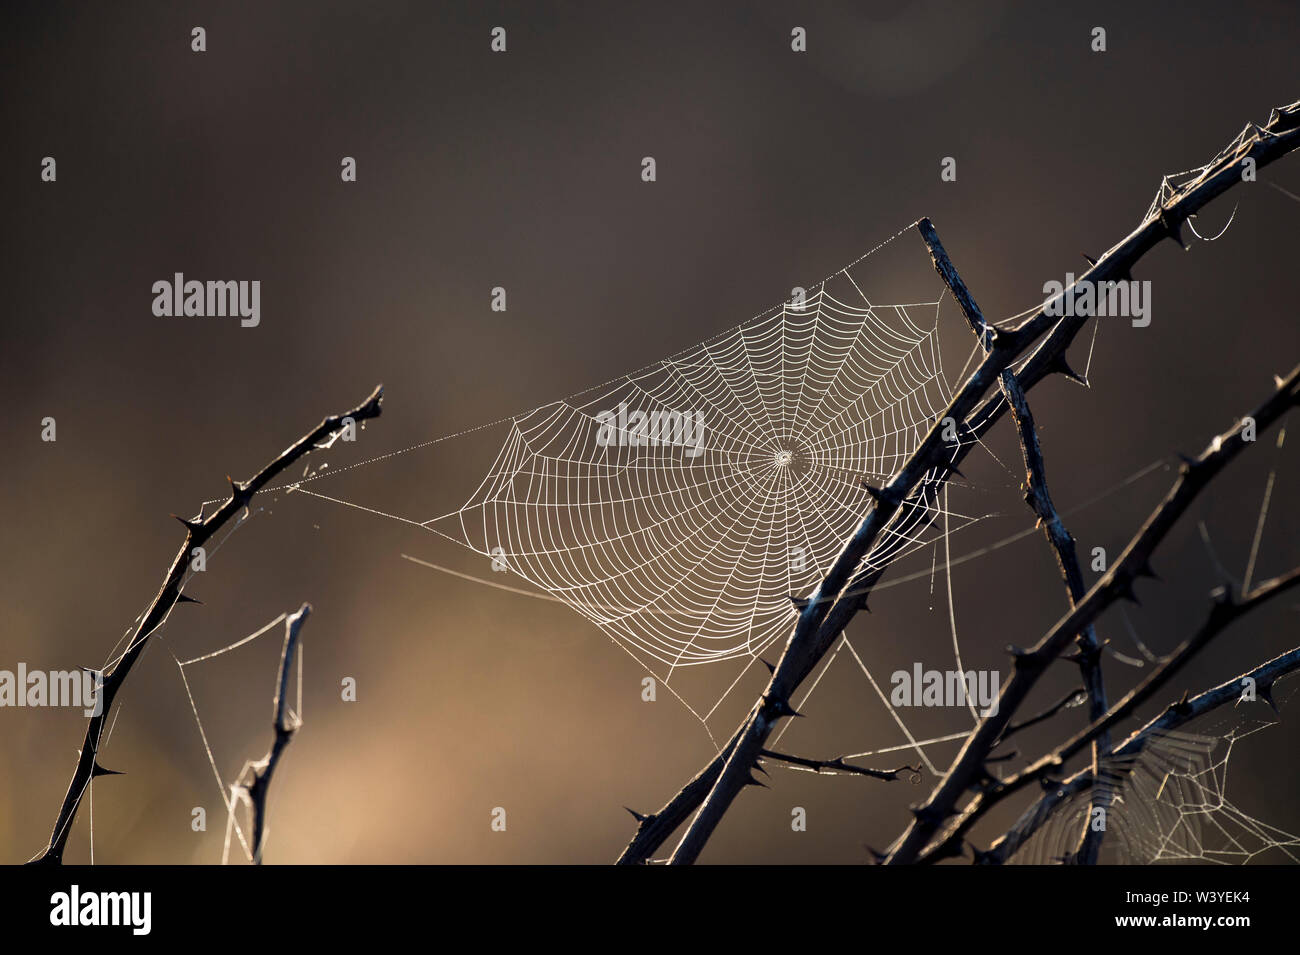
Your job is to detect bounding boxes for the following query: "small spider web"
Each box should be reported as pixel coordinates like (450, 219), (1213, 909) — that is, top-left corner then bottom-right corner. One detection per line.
(1012, 689), (1300, 865)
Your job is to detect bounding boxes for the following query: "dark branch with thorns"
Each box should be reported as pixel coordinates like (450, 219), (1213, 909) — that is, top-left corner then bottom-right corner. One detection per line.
(31, 387), (383, 865)
(619, 97), (1300, 866)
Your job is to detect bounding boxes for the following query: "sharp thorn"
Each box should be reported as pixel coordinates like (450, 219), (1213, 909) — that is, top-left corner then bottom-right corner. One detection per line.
(768, 697), (803, 719)
(624, 806), (650, 823)
(227, 475), (251, 503)
(1082, 253), (1097, 267)
(759, 658), (776, 674)
(171, 514), (202, 533)
(789, 594), (811, 611)
(1049, 354), (1088, 386)
(176, 592), (203, 605)
(1160, 209), (1188, 250)
(910, 805), (942, 826)
(91, 762), (123, 778)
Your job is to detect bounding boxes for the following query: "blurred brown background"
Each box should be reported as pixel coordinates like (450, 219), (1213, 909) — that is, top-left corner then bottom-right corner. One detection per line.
(2, 0), (1298, 864)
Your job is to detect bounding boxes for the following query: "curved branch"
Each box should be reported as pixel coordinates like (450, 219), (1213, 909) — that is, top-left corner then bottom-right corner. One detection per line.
(31, 386), (383, 864)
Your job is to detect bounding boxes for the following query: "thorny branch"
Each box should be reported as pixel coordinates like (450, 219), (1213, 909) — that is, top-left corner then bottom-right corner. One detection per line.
(983, 644), (1300, 864)
(32, 386), (383, 864)
(923, 565), (1300, 863)
(620, 97), (1300, 865)
(999, 687), (1088, 741)
(889, 367), (1300, 864)
(759, 749), (921, 783)
(233, 603), (311, 865)
(918, 217), (1112, 864)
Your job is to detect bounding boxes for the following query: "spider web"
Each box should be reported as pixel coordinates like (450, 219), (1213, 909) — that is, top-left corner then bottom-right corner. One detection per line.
(1013, 690), (1300, 865)
(268, 226), (1003, 733)
(67, 210), (1295, 864)
(423, 275), (978, 703)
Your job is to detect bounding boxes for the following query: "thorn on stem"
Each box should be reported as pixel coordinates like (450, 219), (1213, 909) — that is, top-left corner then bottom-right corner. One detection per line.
(910, 804), (944, 827)
(1160, 209), (1189, 250)
(171, 514), (203, 534)
(768, 697), (803, 720)
(227, 475), (251, 504)
(1048, 354), (1088, 386)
